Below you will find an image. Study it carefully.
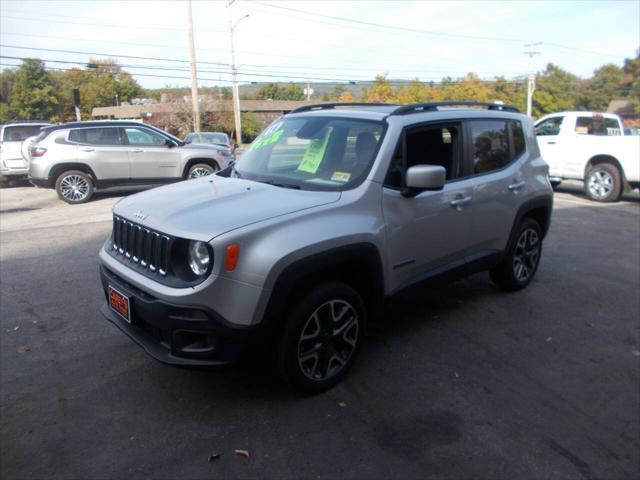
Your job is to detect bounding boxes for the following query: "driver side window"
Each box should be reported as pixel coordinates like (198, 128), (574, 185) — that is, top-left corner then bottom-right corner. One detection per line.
(124, 127), (166, 146)
(535, 117), (563, 136)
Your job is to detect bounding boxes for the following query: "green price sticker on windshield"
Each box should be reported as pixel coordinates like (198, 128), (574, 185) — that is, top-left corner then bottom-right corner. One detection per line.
(297, 129), (330, 174)
(248, 128), (284, 152)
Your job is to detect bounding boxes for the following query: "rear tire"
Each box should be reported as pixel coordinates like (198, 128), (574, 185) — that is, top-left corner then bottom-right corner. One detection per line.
(276, 282), (365, 393)
(584, 164), (622, 202)
(55, 170), (94, 204)
(490, 218), (543, 292)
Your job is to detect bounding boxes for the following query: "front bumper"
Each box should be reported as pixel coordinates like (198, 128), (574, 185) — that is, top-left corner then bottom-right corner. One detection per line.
(100, 265), (252, 368)
(29, 177), (50, 188)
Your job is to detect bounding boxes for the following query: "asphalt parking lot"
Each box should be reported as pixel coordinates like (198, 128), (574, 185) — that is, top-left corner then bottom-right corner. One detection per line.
(1, 182), (639, 480)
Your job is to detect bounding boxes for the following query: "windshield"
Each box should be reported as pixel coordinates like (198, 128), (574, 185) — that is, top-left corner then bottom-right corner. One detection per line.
(235, 116), (384, 191)
(188, 133), (229, 145)
(2, 125), (47, 142)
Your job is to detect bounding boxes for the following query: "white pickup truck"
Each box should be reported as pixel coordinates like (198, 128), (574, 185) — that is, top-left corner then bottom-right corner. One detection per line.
(535, 111), (640, 202)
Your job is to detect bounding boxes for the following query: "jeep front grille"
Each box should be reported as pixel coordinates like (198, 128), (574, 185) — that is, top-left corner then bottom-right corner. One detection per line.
(111, 215), (171, 276)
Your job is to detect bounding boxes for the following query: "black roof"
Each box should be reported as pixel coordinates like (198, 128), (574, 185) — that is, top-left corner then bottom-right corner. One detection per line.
(288, 101), (520, 116)
(41, 120), (147, 132)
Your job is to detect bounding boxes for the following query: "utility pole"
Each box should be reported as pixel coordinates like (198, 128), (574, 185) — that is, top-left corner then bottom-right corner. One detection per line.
(186, 0), (201, 132)
(227, 1), (248, 147)
(305, 81), (311, 101)
(524, 43), (541, 118)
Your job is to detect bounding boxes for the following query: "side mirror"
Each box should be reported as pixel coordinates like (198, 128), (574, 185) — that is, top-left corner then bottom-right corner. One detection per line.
(166, 139), (177, 148)
(403, 165), (446, 196)
(233, 143), (239, 150)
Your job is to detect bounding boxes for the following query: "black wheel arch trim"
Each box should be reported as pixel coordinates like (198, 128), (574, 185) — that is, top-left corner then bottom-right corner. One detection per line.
(504, 193), (553, 254)
(49, 163), (98, 188)
(259, 242), (385, 342)
(183, 158), (220, 178)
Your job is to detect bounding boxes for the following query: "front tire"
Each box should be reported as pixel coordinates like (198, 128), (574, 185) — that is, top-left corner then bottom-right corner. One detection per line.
(277, 282), (365, 393)
(187, 163), (217, 179)
(490, 218), (543, 292)
(584, 164), (622, 202)
(55, 170), (94, 204)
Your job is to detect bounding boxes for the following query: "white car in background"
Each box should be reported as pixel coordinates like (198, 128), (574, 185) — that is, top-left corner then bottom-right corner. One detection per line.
(535, 111), (640, 202)
(0, 121), (50, 185)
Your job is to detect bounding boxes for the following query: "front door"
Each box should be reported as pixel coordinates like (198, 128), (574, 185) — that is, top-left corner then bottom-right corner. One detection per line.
(124, 126), (181, 179)
(535, 115), (565, 178)
(382, 123), (475, 293)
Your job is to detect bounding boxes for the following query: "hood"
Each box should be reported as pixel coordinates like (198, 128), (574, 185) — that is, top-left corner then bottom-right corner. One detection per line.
(113, 176), (341, 241)
(182, 142), (226, 151)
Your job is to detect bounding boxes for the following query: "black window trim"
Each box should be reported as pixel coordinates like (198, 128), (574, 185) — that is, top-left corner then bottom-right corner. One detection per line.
(383, 120), (466, 191)
(66, 126), (127, 147)
(464, 117), (527, 180)
(122, 125), (172, 147)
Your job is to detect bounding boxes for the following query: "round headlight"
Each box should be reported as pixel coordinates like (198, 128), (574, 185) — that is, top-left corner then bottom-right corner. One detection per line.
(188, 240), (210, 276)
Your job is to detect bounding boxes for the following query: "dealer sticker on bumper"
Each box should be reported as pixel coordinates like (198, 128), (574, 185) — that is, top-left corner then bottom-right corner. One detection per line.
(108, 286), (131, 323)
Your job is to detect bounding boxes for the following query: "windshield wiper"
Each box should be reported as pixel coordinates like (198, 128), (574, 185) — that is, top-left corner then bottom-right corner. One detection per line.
(264, 180), (301, 189)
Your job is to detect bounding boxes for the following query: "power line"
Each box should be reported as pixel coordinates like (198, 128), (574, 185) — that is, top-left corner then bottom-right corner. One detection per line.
(0, 56), (526, 88)
(252, 1), (627, 59)
(0, 45), (525, 82)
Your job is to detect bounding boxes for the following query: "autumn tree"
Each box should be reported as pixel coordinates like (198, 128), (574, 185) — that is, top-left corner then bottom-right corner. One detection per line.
(338, 91), (354, 102)
(395, 79), (425, 104)
(361, 74), (395, 103)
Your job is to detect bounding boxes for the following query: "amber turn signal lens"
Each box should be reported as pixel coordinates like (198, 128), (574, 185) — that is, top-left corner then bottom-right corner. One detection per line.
(226, 244), (239, 271)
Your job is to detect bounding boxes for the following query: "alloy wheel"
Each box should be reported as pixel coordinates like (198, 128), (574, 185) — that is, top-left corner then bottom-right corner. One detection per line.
(189, 166), (214, 178)
(513, 228), (540, 283)
(59, 175), (90, 202)
(587, 169), (613, 200)
(297, 299), (359, 382)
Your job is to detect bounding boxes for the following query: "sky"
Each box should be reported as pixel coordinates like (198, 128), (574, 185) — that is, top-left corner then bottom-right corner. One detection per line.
(0, 0), (638, 92)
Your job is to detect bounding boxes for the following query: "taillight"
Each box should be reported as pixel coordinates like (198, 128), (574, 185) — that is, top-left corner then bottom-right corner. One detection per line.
(30, 146), (47, 157)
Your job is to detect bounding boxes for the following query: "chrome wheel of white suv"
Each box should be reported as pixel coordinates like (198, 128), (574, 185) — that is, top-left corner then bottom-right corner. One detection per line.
(188, 163), (216, 179)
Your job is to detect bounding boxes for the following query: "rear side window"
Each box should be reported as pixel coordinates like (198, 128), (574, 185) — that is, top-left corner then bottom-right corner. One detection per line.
(1, 125), (46, 141)
(510, 120), (526, 159)
(69, 127), (122, 145)
(575, 116), (621, 136)
(471, 120), (509, 174)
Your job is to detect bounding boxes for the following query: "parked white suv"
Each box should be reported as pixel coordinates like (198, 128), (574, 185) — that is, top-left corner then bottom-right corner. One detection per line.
(0, 121), (50, 184)
(535, 112), (640, 202)
(28, 121), (232, 203)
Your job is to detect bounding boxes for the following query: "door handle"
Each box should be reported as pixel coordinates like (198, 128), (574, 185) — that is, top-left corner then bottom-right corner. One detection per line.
(79, 147), (94, 152)
(508, 181), (526, 191)
(450, 196), (472, 208)
(130, 148), (144, 153)
(546, 141), (556, 145)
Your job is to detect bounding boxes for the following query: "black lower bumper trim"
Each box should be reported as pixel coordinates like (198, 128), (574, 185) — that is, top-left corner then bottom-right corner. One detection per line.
(100, 266), (251, 368)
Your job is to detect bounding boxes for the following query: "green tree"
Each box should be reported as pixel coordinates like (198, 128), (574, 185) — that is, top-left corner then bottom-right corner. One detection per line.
(7, 59), (58, 120)
(255, 82), (304, 100)
(622, 51), (640, 117)
(577, 64), (624, 111)
(329, 85), (346, 100)
(533, 63), (579, 117)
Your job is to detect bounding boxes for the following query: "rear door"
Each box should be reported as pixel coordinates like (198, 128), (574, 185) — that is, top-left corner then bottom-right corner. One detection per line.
(124, 126), (181, 179)
(467, 119), (526, 255)
(69, 127), (130, 180)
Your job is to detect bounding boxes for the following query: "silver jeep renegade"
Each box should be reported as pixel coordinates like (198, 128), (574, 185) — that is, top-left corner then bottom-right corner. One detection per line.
(99, 102), (553, 392)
